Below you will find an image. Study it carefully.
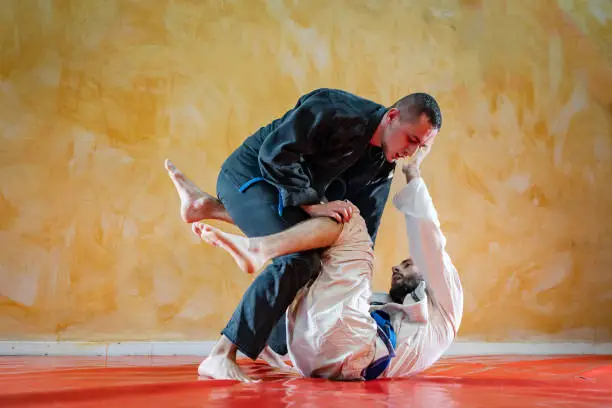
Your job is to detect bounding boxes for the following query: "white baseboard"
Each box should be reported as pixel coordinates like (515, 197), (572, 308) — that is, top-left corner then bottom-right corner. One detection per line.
(445, 341), (612, 356)
(1, 341), (611, 357)
(0, 341), (216, 357)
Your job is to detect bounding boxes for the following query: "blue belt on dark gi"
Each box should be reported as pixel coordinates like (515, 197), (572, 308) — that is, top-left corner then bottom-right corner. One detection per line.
(239, 177), (286, 216)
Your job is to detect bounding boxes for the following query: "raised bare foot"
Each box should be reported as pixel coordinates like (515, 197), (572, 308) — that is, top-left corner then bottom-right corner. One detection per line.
(164, 159), (224, 223)
(192, 223), (267, 274)
(198, 355), (258, 382)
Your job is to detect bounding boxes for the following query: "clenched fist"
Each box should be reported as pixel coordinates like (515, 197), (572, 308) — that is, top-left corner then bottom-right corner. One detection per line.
(403, 138), (435, 183)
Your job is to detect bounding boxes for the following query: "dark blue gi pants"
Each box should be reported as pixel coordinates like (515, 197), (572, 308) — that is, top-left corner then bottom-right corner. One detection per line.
(216, 168), (320, 359)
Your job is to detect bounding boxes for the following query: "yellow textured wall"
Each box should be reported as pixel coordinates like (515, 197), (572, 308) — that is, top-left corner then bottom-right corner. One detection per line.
(1, 0), (611, 343)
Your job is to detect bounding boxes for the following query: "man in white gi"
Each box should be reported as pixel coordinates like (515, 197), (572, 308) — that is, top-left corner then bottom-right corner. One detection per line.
(191, 143), (464, 380)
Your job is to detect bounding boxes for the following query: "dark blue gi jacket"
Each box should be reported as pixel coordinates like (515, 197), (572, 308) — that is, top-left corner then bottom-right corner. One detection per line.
(221, 88), (395, 244)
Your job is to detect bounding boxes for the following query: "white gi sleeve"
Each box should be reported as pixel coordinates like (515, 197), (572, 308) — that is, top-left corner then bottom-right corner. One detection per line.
(392, 177), (464, 338)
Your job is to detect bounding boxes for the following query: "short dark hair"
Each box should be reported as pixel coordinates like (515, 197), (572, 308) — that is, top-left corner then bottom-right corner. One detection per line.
(392, 93), (442, 130)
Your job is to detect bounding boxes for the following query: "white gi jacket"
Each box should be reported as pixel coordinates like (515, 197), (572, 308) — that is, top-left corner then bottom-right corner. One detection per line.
(286, 178), (464, 380)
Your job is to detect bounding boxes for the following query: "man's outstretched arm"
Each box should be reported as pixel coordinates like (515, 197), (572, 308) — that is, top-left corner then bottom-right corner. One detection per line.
(392, 162), (463, 336)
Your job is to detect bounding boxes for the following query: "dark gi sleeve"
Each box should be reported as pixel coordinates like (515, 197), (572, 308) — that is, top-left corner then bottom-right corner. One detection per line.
(258, 89), (334, 209)
(346, 175), (393, 246)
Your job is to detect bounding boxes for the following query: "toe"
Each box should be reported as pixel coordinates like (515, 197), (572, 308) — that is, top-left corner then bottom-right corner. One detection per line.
(207, 229), (220, 240)
(192, 223), (203, 236)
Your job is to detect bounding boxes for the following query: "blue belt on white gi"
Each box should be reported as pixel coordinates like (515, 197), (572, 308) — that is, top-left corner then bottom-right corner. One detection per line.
(362, 310), (397, 380)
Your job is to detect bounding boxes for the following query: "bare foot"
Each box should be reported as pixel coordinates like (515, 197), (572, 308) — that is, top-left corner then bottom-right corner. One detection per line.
(192, 223), (267, 274)
(164, 159), (224, 223)
(258, 346), (299, 374)
(198, 355), (258, 382)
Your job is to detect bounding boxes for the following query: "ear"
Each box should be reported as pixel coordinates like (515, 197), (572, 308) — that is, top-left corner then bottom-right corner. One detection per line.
(386, 108), (400, 121)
